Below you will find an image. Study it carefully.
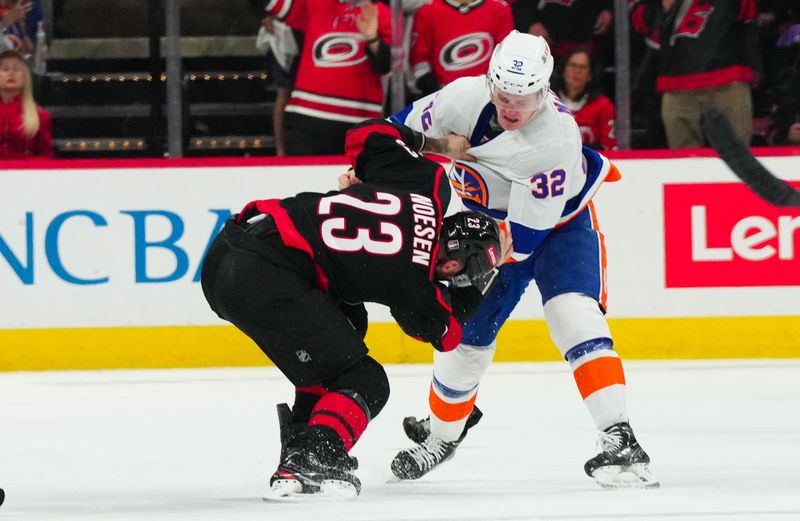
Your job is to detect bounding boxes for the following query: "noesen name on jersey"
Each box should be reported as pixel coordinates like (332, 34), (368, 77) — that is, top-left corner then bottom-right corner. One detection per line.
(410, 193), (438, 266)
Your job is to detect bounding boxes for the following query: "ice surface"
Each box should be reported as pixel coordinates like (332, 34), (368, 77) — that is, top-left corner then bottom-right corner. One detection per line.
(1, 360), (798, 520)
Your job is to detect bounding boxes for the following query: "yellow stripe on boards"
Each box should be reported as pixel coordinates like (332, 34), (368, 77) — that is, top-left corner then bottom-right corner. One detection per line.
(0, 316), (797, 372)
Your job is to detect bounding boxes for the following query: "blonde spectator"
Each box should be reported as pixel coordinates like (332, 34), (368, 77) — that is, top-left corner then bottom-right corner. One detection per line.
(0, 49), (52, 158)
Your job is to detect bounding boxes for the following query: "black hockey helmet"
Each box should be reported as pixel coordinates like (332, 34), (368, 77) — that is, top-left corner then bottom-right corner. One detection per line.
(441, 211), (502, 290)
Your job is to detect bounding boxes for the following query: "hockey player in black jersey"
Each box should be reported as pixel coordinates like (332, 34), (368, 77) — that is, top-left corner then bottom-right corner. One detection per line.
(200, 119), (506, 500)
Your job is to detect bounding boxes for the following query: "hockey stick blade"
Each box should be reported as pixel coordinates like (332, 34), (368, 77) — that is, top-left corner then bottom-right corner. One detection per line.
(701, 109), (800, 207)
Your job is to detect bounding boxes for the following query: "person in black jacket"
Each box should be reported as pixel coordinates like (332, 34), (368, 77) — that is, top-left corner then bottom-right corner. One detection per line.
(632, 0), (759, 148)
(200, 119), (506, 500)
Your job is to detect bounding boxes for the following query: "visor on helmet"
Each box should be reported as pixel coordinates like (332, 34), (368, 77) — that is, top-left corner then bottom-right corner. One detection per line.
(489, 83), (545, 112)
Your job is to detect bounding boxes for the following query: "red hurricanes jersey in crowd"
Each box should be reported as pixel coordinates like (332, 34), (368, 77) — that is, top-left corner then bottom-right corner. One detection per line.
(570, 94), (616, 151)
(632, 0), (757, 92)
(410, 0), (513, 86)
(266, 0), (392, 123)
(0, 97), (53, 159)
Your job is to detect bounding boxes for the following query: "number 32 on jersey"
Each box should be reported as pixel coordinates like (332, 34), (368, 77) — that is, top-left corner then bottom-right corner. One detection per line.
(529, 169), (566, 200)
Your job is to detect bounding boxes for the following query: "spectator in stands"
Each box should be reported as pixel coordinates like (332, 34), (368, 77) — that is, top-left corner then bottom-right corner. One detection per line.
(510, 0), (613, 60)
(265, 0), (392, 156)
(258, 14), (301, 156)
(0, 0), (33, 52)
(554, 46), (617, 151)
(632, 0), (759, 148)
(628, 0), (668, 149)
(0, 49), (52, 158)
(409, 0), (513, 96)
(756, 3), (799, 146)
(769, 115), (800, 146)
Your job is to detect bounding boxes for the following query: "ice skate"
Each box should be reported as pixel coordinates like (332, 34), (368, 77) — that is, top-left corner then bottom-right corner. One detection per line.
(584, 422), (660, 489)
(265, 405), (361, 501)
(266, 446), (361, 501)
(402, 405), (483, 444)
(391, 434), (461, 480)
(275, 403), (305, 461)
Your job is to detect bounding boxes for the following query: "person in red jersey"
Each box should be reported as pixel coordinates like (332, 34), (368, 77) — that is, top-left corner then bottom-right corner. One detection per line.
(409, 0), (513, 96)
(265, 0), (392, 155)
(555, 46), (617, 151)
(0, 49), (52, 159)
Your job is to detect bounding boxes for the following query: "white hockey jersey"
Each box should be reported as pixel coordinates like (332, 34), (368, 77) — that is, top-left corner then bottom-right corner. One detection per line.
(390, 76), (613, 261)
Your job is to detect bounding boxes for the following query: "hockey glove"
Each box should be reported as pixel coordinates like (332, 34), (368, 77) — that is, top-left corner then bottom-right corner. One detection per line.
(449, 285), (485, 324)
(340, 301), (368, 340)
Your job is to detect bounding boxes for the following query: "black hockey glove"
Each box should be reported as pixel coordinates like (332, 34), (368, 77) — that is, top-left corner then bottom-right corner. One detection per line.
(340, 301), (368, 340)
(449, 285), (484, 324)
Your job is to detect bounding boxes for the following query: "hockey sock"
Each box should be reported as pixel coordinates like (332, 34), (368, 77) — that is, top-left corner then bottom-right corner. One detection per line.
(565, 339), (628, 430)
(307, 391), (369, 452)
(292, 385), (326, 424)
(428, 376), (478, 442)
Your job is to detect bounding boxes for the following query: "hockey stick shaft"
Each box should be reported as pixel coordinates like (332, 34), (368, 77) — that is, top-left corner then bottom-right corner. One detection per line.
(701, 109), (800, 207)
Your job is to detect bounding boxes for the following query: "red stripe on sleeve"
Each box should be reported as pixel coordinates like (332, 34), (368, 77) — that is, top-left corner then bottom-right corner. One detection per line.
(737, 0), (757, 22)
(630, 5), (649, 35)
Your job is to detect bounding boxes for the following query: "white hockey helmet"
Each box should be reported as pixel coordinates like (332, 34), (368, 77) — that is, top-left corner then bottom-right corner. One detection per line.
(487, 31), (553, 97)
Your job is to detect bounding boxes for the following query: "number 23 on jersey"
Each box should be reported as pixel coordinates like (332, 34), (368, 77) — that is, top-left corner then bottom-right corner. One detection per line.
(318, 192), (404, 255)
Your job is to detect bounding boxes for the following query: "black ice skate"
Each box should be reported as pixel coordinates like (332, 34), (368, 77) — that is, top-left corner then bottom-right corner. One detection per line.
(275, 403), (305, 461)
(393, 406), (483, 480)
(584, 422), (660, 489)
(402, 405), (483, 444)
(266, 408), (361, 501)
(391, 434), (460, 480)
(266, 444), (361, 501)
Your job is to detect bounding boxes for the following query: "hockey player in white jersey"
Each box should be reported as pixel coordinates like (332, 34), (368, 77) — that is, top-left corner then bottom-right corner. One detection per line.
(388, 30), (659, 489)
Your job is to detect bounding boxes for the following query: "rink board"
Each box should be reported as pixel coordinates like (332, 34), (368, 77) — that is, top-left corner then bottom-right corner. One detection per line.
(1, 151), (799, 370)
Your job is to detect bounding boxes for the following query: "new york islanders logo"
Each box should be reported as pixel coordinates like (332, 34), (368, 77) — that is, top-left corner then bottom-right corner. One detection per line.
(448, 162), (489, 206)
(439, 32), (494, 71)
(313, 33), (367, 68)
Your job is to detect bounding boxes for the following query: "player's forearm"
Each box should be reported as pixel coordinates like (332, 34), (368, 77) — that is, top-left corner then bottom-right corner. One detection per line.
(419, 134), (474, 161)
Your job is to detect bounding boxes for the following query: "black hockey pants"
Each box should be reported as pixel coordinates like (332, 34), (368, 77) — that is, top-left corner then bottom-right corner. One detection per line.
(200, 218), (370, 387)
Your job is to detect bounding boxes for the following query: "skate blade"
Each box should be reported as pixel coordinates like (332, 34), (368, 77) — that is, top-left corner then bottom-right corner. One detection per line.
(263, 478), (304, 501)
(263, 479), (358, 503)
(592, 464), (661, 490)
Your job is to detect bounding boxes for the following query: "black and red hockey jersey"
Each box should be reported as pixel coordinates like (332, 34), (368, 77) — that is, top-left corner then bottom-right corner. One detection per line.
(266, 0), (392, 123)
(632, 0), (758, 92)
(410, 0), (513, 86)
(238, 120), (468, 352)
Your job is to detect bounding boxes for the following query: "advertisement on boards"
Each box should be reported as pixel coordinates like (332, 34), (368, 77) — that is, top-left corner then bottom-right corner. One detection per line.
(664, 182), (800, 288)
